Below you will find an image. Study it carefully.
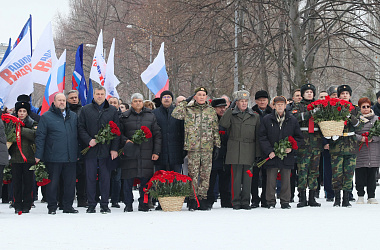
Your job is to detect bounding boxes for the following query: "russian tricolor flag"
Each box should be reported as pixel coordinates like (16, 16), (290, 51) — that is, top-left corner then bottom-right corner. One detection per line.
(40, 50), (66, 115)
(141, 42), (169, 98)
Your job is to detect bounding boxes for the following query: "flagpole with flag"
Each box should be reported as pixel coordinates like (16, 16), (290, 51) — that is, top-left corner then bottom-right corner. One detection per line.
(90, 30), (106, 86)
(105, 38), (119, 99)
(72, 44), (88, 105)
(140, 42), (169, 98)
(87, 79), (94, 105)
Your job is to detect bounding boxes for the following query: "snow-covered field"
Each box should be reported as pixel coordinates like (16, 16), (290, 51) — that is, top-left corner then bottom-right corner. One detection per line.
(1, 189), (380, 250)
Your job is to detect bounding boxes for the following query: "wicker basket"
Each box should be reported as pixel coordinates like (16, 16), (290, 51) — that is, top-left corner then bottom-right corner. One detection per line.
(318, 120), (345, 137)
(158, 196), (185, 212)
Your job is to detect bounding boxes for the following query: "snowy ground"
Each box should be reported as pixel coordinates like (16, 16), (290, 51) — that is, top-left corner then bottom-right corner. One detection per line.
(1, 189), (380, 250)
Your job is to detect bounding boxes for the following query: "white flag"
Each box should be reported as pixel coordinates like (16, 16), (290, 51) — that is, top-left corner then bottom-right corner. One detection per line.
(105, 38), (119, 99)
(90, 30), (106, 86)
(0, 28), (33, 108)
(31, 22), (58, 85)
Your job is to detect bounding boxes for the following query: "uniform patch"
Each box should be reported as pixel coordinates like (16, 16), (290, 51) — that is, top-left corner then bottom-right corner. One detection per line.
(292, 110), (298, 113)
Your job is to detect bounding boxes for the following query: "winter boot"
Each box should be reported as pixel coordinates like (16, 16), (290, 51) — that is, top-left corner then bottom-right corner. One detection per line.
(198, 199), (211, 211)
(297, 190), (308, 208)
(342, 190), (352, 207)
(333, 190), (341, 207)
(308, 190), (321, 207)
(356, 196), (365, 204)
(188, 199), (197, 211)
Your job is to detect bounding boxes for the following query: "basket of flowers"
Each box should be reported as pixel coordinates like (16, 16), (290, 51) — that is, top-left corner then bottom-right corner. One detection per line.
(307, 96), (355, 137)
(143, 170), (192, 212)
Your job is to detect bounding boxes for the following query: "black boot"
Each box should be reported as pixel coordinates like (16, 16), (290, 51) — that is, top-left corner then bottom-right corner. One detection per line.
(308, 190), (321, 207)
(297, 190), (308, 208)
(333, 190), (341, 207)
(198, 199), (211, 211)
(342, 190), (352, 207)
(188, 199), (197, 211)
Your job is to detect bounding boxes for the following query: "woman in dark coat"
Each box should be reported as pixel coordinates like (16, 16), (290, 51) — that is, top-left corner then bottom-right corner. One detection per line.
(259, 96), (303, 209)
(9, 101), (37, 213)
(119, 93), (161, 212)
(355, 97), (380, 204)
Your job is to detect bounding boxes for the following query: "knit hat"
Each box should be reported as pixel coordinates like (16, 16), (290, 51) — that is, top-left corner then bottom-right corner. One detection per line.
(327, 85), (338, 96)
(234, 90), (250, 100)
(194, 87), (208, 95)
(160, 90), (173, 100)
(300, 83), (316, 98)
(337, 84), (352, 97)
(255, 90), (269, 100)
(211, 98), (227, 107)
(15, 101), (31, 115)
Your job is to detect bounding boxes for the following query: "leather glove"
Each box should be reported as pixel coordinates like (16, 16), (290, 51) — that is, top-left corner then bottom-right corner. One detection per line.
(213, 147), (220, 160)
(185, 94), (195, 103)
(229, 99), (237, 109)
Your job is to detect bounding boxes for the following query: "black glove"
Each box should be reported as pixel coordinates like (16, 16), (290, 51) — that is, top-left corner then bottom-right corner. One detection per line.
(213, 147), (220, 160)
(186, 94), (195, 103)
(229, 99), (237, 109)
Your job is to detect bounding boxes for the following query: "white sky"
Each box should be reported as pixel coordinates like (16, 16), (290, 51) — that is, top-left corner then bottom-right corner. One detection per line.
(0, 0), (70, 48)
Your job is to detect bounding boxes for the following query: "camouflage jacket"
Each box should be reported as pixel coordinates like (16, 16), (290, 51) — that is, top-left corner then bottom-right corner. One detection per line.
(172, 100), (221, 152)
(291, 99), (322, 150)
(330, 105), (362, 156)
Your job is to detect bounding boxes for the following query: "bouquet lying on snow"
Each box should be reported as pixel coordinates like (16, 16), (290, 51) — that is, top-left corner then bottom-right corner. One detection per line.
(81, 121), (121, 155)
(254, 136), (298, 170)
(143, 170), (192, 203)
(30, 162), (51, 186)
(359, 117), (380, 151)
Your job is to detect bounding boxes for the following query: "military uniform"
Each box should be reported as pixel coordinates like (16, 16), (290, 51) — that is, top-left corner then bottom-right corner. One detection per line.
(172, 98), (221, 204)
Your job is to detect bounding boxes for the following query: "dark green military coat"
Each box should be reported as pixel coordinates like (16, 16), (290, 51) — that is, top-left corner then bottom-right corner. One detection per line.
(219, 107), (261, 166)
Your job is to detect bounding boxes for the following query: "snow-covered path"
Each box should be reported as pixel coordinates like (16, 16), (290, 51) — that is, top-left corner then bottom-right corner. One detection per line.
(1, 190), (379, 250)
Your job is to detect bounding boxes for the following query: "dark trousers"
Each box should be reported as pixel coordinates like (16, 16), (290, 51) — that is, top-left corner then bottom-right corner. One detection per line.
(231, 164), (251, 207)
(290, 167), (297, 200)
(111, 167), (121, 203)
(123, 177), (149, 205)
(207, 166), (231, 207)
(251, 165), (267, 205)
(323, 149), (334, 199)
(85, 158), (111, 207)
(11, 163), (34, 210)
(0, 165), (4, 199)
(355, 167), (377, 198)
(76, 161), (86, 202)
(266, 168), (291, 205)
(46, 162), (76, 211)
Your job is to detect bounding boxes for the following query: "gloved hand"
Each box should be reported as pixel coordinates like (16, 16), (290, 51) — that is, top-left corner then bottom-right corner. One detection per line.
(185, 94), (195, 103)
(229, 99), (237, 109)
(213, 147), (220, 160)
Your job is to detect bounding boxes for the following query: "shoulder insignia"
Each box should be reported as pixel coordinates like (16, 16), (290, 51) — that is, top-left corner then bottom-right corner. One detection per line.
(292, 110), (298, 113)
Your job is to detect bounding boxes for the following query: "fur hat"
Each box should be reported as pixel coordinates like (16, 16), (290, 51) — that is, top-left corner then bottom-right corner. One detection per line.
(327, 85), (338, 96)
(255, 90), (269, 100)
(15, 101), (31, 115)
(300, 83), (316, 98)
(211, 98), (227, 107)
(234, 90), (250, 100)
(337, 84), (352, 97)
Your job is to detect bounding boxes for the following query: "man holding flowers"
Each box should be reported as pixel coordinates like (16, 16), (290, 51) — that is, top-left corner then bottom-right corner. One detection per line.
(78, 86), (120, 214)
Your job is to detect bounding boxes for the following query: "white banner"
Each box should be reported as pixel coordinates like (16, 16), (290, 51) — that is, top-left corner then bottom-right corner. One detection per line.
(105, 38), (119, 98)
(90, 30), (106, 86)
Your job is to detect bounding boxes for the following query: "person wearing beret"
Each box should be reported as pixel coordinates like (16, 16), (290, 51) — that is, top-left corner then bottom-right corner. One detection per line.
(172, 87), (221, 211)
(9, 100), (38, 213)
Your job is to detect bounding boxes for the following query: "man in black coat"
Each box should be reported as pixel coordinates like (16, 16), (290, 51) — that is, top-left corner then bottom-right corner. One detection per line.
(35, 93), (79, 214)
(259, 96), (303, 209)
(119, 93), (161, 212)
(78, 86), (120, 214)
(251, 90), (272, 208)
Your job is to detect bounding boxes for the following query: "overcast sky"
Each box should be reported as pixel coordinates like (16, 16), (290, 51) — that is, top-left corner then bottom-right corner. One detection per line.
(0, 0), (70, 47)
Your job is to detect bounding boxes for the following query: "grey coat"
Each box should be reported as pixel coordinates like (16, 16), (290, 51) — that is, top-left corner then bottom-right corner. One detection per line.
(219, 107), (261, 166)
(355, 114), (380, 168)
(0, 119), (9, 166)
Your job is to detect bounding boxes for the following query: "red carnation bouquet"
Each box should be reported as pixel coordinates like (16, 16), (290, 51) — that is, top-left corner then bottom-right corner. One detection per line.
(143, 170), (193, 203)
(1, 113), (25, 148)
(29, 162), (51, 186)
(81, 121), (121, 155)
(359, 117), (380, 151)
(131, 126), (152, 144)
(255, 136), (298, 169)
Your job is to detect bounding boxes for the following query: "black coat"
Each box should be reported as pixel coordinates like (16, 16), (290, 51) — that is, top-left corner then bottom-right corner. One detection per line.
(212, 120), (228, 170)
(35, 103), (78, 163)
(252, 104), (272, 119)
(78, 99), (120, 159)
(152, 104), (184, 166)
(259, 110), (304, 169)
(372, 103), (380, 117)
(119, 107), (162, 179)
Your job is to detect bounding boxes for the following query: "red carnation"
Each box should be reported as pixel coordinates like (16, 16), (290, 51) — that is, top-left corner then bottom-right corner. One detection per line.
(141, 126), (152, 139)
(246, 170), (253, 177)
(111, 128), (121, 136)
(307, 104), (313, 111)
(219, 131), (226, 135)
(18, 211), (22, 215)
(2, 180), (11, 185)
(288, 136), (298, 150)
(109, 121), (117, 129)
(337, 107), (342, 111)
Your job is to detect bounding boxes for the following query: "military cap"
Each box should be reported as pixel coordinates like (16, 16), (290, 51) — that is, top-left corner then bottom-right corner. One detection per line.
(194, 87), (208, 95)
(15, 101), (31, 114)
(337, 84), (352, 97)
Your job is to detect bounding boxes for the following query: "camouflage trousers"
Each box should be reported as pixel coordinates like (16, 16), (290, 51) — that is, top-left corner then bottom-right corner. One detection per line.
(187, 151), (212, 199)
(330, 154), (356, 191)
(297, 149), (320, 190)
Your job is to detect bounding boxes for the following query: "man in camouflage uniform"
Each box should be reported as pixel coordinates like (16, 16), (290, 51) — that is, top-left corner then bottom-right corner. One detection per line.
(292, 83), (323, 207)
(328, 84), (361, 207)
(172, 87), (221, 211)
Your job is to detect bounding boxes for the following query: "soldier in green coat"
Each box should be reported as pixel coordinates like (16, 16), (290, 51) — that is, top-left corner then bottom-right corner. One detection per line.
(328, 84), (361, 207)
(172, 87), (221, 211)
(219, 90), (261, 210)
(292, 83), (323, 207)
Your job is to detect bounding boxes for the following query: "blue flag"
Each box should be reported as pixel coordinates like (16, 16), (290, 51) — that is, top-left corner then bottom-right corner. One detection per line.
(13, 15), (32, 55)
(0, 38), (11, 66)
(87, 78), (94, 105)
(72, 44), (87, 105)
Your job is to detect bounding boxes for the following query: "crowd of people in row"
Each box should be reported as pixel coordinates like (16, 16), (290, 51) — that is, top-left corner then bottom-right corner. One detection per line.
(0, 83), (379, 214)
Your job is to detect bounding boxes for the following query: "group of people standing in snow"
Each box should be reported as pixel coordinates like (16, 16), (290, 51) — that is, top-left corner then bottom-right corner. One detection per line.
(0, 83), (379, 214)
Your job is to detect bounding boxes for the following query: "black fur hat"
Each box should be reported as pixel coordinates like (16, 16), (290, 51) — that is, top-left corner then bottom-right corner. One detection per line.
(337, 84), (352, 97)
